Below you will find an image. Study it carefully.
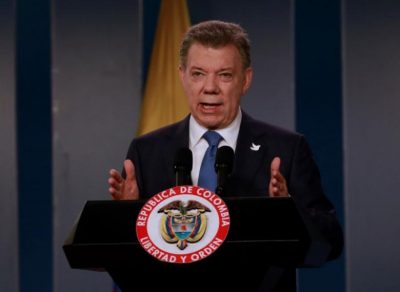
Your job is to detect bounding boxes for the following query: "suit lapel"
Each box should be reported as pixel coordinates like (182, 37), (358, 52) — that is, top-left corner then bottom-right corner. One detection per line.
(231, 112), (268, 191)
(161, 116), (191, 186)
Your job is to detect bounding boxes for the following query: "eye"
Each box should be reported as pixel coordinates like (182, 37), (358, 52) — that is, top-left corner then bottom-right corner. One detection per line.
(191, 71), (204, 78)
(219, 72), (233, 81)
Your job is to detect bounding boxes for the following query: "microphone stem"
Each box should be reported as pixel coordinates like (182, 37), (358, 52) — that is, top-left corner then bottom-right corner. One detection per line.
(216, 167), (229, 196)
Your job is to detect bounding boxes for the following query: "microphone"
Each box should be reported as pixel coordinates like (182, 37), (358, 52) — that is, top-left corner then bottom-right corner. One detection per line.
(173, 147), (193, 186)
(215, 146), (234, 195)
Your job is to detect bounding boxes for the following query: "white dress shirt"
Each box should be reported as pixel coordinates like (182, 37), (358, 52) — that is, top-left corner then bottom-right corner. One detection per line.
(189, 108), (242, 185)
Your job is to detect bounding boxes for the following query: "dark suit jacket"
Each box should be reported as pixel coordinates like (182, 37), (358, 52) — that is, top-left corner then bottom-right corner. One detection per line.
(124, 112), (343, 291)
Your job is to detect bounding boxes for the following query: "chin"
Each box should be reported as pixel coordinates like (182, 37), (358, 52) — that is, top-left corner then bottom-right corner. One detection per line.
(194, 113), (225, 129)
(200, 119), (223, 130)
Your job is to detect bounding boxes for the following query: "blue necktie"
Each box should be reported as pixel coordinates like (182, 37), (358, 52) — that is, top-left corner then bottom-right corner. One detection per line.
(198, 131), (222, 192)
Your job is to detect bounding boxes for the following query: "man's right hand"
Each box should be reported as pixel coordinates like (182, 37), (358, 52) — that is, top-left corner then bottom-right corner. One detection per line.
(108, 159), (139, 200)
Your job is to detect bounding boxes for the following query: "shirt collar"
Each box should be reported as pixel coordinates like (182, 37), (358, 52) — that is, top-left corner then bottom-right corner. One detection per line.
(189, 108), (242, 150)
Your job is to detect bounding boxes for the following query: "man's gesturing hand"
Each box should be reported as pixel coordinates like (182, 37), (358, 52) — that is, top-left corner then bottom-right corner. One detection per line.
(108, 159), (139, 200)
(269, 157), (289, 197)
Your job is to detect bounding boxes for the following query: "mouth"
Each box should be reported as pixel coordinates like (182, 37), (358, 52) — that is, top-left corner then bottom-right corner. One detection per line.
(199, 102), (222, 112)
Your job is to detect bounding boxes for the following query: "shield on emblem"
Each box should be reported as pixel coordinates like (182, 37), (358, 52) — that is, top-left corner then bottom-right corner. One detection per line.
(171, 215), (198, 240)
(158, 200), (210, 250)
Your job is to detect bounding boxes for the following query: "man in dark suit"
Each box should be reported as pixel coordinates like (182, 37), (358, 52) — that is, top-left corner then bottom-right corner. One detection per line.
(108, 20), (343, 291)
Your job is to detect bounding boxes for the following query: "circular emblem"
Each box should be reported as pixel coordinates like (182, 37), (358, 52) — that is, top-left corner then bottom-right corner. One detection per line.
(136, 186), (230, 264)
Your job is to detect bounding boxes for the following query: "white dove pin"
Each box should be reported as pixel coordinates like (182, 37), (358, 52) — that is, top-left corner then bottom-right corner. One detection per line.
(250, 143), (261, 151)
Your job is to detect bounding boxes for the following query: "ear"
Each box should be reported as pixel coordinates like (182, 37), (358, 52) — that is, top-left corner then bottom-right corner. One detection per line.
(242, 67), (253, 95)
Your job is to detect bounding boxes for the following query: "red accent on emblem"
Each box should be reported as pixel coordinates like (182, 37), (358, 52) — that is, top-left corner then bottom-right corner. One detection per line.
(136, 186), (230, 264)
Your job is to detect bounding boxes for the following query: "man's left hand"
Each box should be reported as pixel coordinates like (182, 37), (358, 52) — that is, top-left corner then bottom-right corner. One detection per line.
(269, 157), (289, 197)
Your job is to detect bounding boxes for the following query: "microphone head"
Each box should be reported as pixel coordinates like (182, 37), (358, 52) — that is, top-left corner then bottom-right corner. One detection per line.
(173, 147), (193, 172)
(215, 146), (234, 173)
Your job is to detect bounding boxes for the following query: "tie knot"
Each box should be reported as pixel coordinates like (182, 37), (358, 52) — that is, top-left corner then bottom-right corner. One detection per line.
(203, 131), (222, 147)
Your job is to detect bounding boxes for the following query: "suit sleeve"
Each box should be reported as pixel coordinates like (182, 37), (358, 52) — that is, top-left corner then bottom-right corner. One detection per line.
(288, 135), (344, 261)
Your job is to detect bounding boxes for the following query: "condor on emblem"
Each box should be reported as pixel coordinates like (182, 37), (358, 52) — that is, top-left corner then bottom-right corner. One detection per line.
(136, 186), (230, 264)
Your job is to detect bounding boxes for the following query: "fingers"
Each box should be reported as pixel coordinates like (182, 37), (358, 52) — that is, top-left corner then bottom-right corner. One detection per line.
(108, 160), (140, 200)
(270, 157), (281, 175)
(270, 171), (287, 196)
(108, 169), (122, 191)
(109, 168), (123, 183)
(269, 156), (289, 197)
(124, 159), (136, 181)
(108, 169), (124, 200)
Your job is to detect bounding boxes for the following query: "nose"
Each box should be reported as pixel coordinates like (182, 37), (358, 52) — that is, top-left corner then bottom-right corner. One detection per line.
(203, 74), (219, 94)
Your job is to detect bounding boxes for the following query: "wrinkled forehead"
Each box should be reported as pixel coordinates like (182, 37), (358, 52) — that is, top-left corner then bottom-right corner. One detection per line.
(185, 43), (243, 70)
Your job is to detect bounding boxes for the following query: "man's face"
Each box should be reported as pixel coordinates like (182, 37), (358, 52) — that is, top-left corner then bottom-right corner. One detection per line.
(179, 43), (253, 129)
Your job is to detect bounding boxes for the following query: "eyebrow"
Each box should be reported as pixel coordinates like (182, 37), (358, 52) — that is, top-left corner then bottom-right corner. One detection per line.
(190, 66), (205, 71)
(190, 66), (234, 72)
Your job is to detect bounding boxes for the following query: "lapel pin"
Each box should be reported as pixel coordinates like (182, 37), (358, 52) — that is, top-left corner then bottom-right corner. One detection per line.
(250, 143), (261, 151)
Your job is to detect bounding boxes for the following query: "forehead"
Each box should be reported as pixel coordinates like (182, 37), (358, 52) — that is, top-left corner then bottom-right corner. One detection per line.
(186, 43), (242, 70)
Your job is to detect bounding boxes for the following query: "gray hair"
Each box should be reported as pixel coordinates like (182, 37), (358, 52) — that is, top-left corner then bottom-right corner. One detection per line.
(179, 20), (251, 69)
